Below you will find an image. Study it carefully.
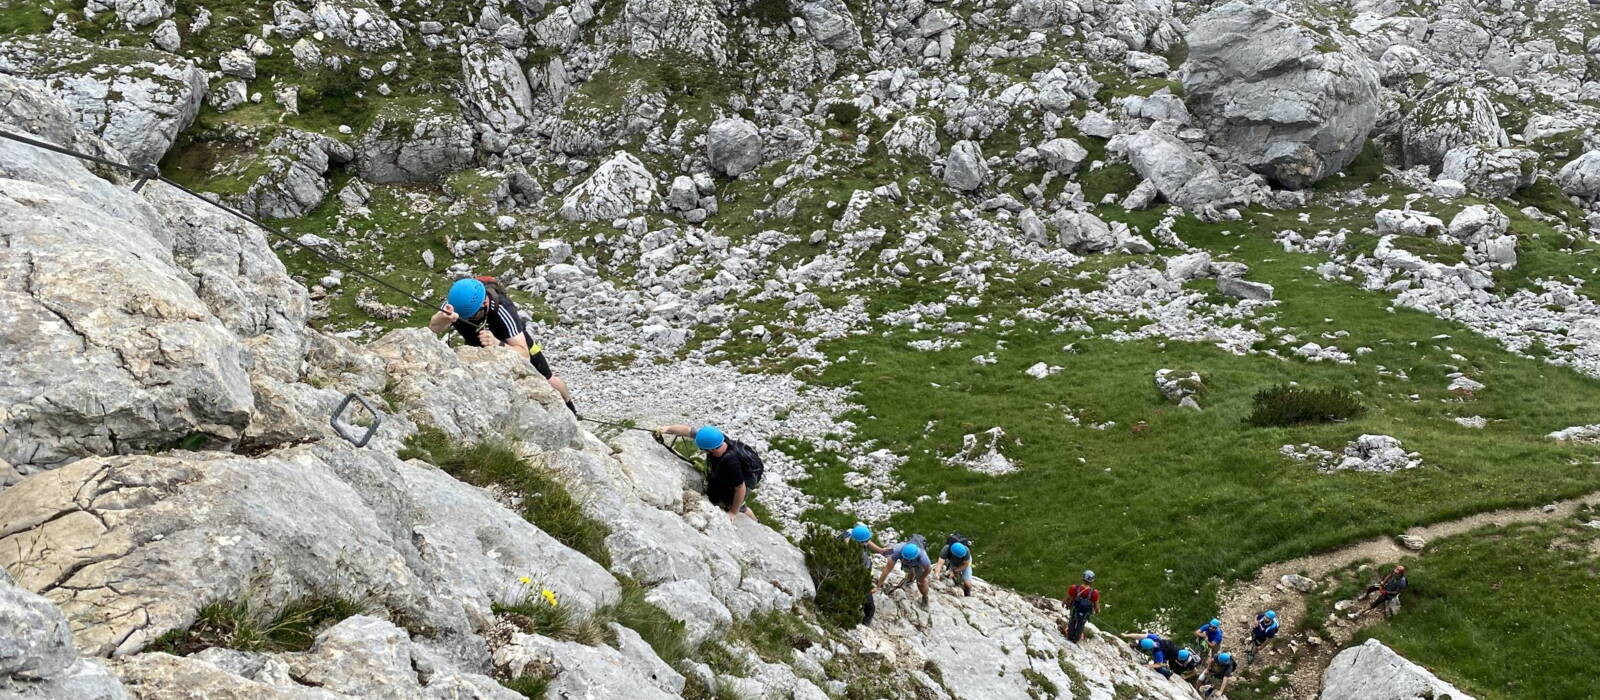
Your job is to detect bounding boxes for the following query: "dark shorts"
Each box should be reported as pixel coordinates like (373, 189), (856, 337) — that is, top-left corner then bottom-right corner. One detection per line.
(1252, 628), (1275, 644)
(530, 350), (553, 379)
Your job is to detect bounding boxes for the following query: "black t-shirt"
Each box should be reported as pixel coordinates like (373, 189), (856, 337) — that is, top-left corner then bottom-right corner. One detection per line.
(706, 439), (760, 507)
(1211, 658), (1238, 678)
(1169, 656), (1201, 674)
(451, 293), (530, 347)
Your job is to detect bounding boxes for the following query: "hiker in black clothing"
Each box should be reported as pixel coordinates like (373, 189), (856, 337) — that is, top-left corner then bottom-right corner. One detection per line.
(655, 424), (764, 522)
(1062, 570), (1100, 643)
(1356, 564), (1408, 618)
(428, 277), (575, 414)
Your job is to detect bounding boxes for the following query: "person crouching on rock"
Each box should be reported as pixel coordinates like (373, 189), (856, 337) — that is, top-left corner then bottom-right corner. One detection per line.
(655, 425), (765, 522)
(872, 536), (933, 608)
(428, 277), (575, 414)
(1120, 632), (1183, 679)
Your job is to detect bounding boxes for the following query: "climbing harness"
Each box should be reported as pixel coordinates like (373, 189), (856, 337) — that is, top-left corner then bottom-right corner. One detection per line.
(0, 128), (457, 448)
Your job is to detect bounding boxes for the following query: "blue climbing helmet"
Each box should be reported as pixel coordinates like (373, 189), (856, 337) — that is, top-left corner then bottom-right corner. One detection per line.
(951, 542), (969, 558)
(849, 524), (872, 543)
(1177, 649), (1191, 662)
(1138, 638), (1155, 652)
(900, 542), (922, 560)
(1218, 652), (1233, 665)
(447, 278), (486, 315)
(1265, 610), (1278, 620)
(1209, 618), (1221, 628)
(694, 426), (726, 450)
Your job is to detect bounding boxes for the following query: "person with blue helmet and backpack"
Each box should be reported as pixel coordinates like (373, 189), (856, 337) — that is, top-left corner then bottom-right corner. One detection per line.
(1120, 632), (1182, 678)
(1198, 652), (1238, 697)
(839, 524), (887, 624)
(1194, 617), (1224, 665)
(1246, 610), (1279, 662)
(427, 277), (575, 414)
(654, 424), (765, 522)
(932, 533), (975, 597)
(1168, 648), (1203, 681)
(873, 535), (933, 607)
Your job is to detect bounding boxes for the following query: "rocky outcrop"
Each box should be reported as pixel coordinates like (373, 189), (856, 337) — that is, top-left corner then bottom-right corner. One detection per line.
(1116, 129), (1232, 210)
(1558, 150), (1600, 200)
(1440, 146), (1537, 198)
(1320, 639), (1477, 700)
(796, 0), (862, 51)
(85, 0), (173, 28)
(707, 117), (763, 177)
(0, 573), (126, 699)
(1182, 1), (1380, 189)
(460, 43), (535, 135)
(1402, 85), (1505, 174)
(561, 151), (659, 220)
(624, 0), (729, 64)
(0, 36), (205, 167)
(240, 129), (355, 219)
(309, 0), (403, 51)
(355, 102), (476, 184)
(885, 114), (940, 160)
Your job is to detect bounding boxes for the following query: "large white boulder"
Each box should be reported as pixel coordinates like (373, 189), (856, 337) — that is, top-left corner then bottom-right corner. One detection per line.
(1558, 150), (1600, 200)
(355, 102), (477, 184)
(1320, 639), (1476, 700)
(560, 151), (660, 221)
(1181, 1), (1380, 189)
(1117, 129), (1232, 209)
(460, 42), (535, 135)
(706, 117), (763, 177)
(944, 140), (990, 192)
(1403, 85), (1505, 174)
(309, 0), (403, 51)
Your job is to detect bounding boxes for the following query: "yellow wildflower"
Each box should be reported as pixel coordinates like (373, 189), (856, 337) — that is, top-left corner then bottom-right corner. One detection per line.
(541, 589), (559, 607)
(518, 576), (531, 585)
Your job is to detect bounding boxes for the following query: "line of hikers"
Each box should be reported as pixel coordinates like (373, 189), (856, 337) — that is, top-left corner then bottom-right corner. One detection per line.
(430, 276), (1411, 697)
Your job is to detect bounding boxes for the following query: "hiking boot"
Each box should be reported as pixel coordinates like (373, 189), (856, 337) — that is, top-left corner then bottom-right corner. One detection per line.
(962, 584), (971, 597)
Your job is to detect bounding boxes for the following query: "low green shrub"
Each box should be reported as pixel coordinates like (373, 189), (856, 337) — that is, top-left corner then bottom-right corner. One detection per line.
(826, 102), (863, 129)
(1246, 385), (1366, 427)
(800, 530), (871, 629)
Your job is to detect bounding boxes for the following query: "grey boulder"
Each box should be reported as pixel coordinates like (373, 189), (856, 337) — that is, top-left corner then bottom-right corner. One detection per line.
(1402, 85), (1505, 174)
(0, 576), (125, 699)
(706, 117), (763, 177)
(944, 140), (990, 192)
(355, 102), (476, 184)
(559, 151), (659, 221)
(1320, 639), (1476, 700)
(1440, 145), (1537, 198)
(460, 42), (535, 135)
(1558, 150), (1600, 200)
(1181, 1), (1380, 189)
(1118, 129), (1233, 209)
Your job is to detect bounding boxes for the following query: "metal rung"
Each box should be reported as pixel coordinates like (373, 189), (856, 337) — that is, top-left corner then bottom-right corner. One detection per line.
(330, 393), (382, 448)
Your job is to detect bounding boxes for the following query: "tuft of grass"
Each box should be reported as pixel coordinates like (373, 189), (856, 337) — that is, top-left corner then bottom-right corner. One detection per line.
(1021, 667), (1058, 698)
(500, 672), (553, 699)
(1246, 385), (1367, 427)
(147, 595), (371, 655)
(604, 577), (691, 664)
(400, 428), (611, 567)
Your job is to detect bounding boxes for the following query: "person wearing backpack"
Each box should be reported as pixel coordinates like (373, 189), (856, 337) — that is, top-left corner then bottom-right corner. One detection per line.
(1121, 632), (1183, 678)
(1168, 648), (1203, 681)
(839, 524), (886, 625)
(932, 534), (975, 597)
(1198, 652), (1238, 697)
(427, 277), (576, 414)
(1062, 570), (1100, 643)
(872, 536), (932, 607)
(1355, 565), (1407, 618)
(1194, 617), (1224, 664)
(655, 424), (764, 522)
(1245, 610), (1279, 662)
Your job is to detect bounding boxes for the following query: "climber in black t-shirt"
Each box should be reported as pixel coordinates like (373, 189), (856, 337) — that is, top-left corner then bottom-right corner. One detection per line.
(427, 277), (575, 414)
(655, 424), (765, 522)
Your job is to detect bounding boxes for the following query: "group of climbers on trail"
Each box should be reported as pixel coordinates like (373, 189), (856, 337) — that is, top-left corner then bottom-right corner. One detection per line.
(836, 526), (978, 610)
(1122, 619), (1244, 698)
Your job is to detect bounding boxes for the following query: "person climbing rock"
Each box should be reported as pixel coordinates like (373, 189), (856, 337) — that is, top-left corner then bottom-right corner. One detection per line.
(932, 533), (975, 597)
(655, 425), (764, 522)
(1062, 570), (1100, 643)
(1198, 652), (1238, 697)
(873, 536), (933, 607)
(1169, 648), (1203, 681)
(839, 524), (886, 625)
(428, 277), (576, 414)
(1245, 610), (1279, 662)
(1356, 565), (1408, 618)
(1121, 633), (1183, 678)
(1194, 618), (1224, 663)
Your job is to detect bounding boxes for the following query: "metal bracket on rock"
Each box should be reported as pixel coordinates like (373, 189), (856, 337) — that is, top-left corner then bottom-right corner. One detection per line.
(331, 393), (383, 448)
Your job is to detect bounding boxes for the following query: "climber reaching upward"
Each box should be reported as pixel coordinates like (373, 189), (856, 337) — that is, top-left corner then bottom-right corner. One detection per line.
(428, 277), (575, 414)
(655, 424), (765, 522)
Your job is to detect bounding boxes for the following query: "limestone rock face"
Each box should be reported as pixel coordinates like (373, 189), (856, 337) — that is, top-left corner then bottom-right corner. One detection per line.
(1181, 1), (1380, 188)
(355, 104), (477, 184)
(0, 36), (206, 167)
(706, 117), (764, 177)
(560, 151), (659, 221)
(240, 129), (355, 219)
(309, 0), (404, 51)
(624, 0), (729, 65)
(1402, 85), (1505, 174)
(460, 42), (536, 135)
(0, 574), (126, 699)
(1320, 639), (1477, 700)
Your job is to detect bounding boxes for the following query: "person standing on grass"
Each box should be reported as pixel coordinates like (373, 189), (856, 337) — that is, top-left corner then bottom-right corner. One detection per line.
(1198, 652), (1238, 697)
(654, 424), (764, 522)
(1195, 618), (1224, 663)
(932, 534), (975, 597)
(1356, 565), (1407, 618)
(1121, 633), (1183, 679)
(840, 524), (886, 625)
(872, 536), (933, 607)
(1246, 610), (1279, 662)
(1062, 570), (1100, 643)
(428, 277), (576, 415)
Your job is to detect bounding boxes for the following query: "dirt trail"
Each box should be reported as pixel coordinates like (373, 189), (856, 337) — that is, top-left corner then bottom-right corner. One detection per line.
(1214, 490), (1600, 699)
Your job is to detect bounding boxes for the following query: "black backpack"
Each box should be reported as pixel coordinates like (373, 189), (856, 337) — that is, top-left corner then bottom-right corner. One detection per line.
(945, 533), (973, 559)
(1072, 586), (1096, 615)
(725, 440), (765, 487)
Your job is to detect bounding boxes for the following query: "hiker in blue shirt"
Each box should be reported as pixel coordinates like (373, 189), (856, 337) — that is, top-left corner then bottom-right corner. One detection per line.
(872, 537), (933, 607)
(1246, 610), (1279, 662)
(1120, 632), (1182, 678)
(1194, 618), (1223, 662)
